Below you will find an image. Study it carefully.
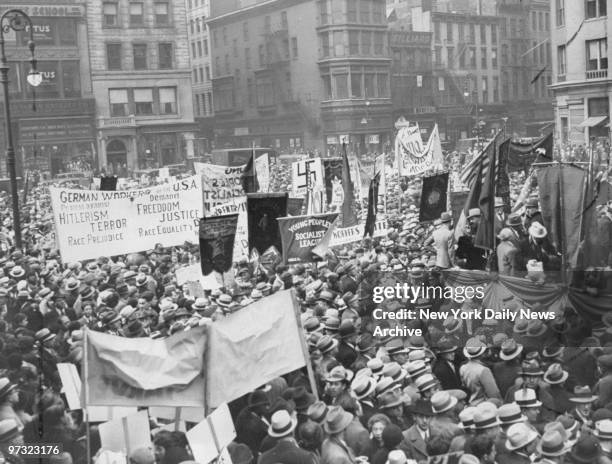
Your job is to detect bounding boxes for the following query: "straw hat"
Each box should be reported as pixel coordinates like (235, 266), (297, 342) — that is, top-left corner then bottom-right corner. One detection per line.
(505, 423), (539, 451)
(268, 410), (297, 438)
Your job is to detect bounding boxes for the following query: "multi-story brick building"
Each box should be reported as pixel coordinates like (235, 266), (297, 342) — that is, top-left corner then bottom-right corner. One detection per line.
(208, 0), (392, 155)
(550, 0), (609, 145)
(185, 0), (214, 155)
(0, 1), (96, 177)
(88, 0), (196, 174)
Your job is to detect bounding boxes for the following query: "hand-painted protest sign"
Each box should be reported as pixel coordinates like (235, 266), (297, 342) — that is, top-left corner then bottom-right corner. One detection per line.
(50, 176), (203, 262)
(396, 124), (440, 176)
(210, 198), (248, 262)
(254, 153), (270, 193)
(330, 219), (387, 247)
(291, 158), (324, 197)
(278, 214), (338, 264)
(194, 162), (246, 214)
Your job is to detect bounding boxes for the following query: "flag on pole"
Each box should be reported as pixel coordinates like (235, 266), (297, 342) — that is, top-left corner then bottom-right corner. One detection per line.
(475, 133), (501, 250)
(341, 143), (358, 227)
(199, 214), (238, 275)
(364, 172), (381, 238)
(241, 150), (259, 194)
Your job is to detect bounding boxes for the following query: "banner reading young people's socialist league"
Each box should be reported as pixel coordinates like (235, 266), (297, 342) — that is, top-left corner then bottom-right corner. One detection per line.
(50, 176), (203, 262)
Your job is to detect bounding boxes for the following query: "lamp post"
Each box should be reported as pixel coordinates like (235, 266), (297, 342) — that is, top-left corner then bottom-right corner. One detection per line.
(0, 9), (40, 249)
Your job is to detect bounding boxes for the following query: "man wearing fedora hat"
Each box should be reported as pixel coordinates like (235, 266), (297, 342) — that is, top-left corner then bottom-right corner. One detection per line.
(535, 429), (569, 464)
(320, 406), (358, 464)
(595, 354), (612, 408)
(593, 419), (612, 464)
(460, 338), (502, 405)
(569, 386), (598, 431)
(235, 390), (271, 458)
(258, 410), (316, 464)
(430, 391), (461, 441)
(500, 422), (539, 464)
(456, 209), (487, 270)
(432, 337), (462, 391)
(399, 399), (432, 463)
(423, 212), (455, 269)
(543, 363), (572, 416)
(517, 221), (561, 272)
(522, 197), (543, 235)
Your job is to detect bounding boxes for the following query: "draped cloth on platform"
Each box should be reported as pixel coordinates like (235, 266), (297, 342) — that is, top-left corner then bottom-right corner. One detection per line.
(443, 270), (612, 320)
(537, 165), (586, 266)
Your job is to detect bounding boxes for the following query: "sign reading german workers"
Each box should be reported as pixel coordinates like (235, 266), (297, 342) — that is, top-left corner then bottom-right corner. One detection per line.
(50, 176), (203, 262)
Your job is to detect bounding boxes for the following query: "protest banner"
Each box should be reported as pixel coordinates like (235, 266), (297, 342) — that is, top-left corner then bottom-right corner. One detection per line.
(148, 406), (205, 423)
(396, 124), (442, 176)
(207, 290), (306, 408)
(175, 263), (203, 286)
(99, 410), (151, 457)
(186, 404), (235, 464)
(330, 219), (387, 247)
(50, 176), (203, 262)
(322, 157), (343, 206)
(57, 363), (82, 410)
(291, 158), (324, 197)
(254, 152), (270, 192)
(84, 325), (207, 407)
(247, 193), (288, 254)
(287, 197), (305, 216)
(419, 173), (449, 223)
(194, 162), (246, 214)
(210, 198), (248, 262)
(278, 214), (338, 264)
(199, 214), (238, 275)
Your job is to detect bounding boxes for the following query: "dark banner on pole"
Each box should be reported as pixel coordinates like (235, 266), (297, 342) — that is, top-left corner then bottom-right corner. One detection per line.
(450, 191), (469, 224)
(506, 132), (553, 172)
(247, 193), (288, 254)
(419, 173), (449, 222)
(278, 213), (338, 264)
(322, 158), (343, 205)
(100, 176), (118, 191)
(199, 214), (239, 275)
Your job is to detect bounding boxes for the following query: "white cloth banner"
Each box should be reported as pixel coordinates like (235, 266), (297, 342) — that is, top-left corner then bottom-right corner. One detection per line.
(194, 162), (246, 214)
(330, 219), (387, 247)
(396, 124), (440, 176)
(254, 153), (270, 193)
(210, 198), (249, 262)
(292, 158), (324, 197)
(50, 176), (203, 262)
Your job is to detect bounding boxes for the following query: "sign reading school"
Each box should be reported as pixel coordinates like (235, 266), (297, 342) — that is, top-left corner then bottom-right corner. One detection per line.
(50, 176), (203, 262)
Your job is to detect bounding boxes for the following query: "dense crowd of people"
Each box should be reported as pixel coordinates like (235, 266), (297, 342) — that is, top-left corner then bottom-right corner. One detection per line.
(0, 151), (610, 464)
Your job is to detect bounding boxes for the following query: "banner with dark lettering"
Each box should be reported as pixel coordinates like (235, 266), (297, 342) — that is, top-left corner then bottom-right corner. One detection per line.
(194, 162), (246, 214)
(247, 193), (288, 254)
(199, 214), (238, 275)
(278, 213), (338, 264)
(84, 326), (207, 407)
(49, 176), (203, 262)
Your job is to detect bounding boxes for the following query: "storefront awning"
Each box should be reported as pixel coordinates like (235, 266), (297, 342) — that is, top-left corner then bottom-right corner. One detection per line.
(578, 116), (608, 128)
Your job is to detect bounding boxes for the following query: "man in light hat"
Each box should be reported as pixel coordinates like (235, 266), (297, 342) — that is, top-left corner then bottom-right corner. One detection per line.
(518, 221), (560, 272)
(460, 338), (502, 405)
(320, 406), (358, 464)
(497, 228), (519, 276)
(456, 208), (487, 270)
(569, 385), (598, 430)
(595, 419), (612, 464)
(423, 212), (455, 269)
(258, 410), (315, 464)
(493, 197), (507, 237)
(500, 422), (539, 464)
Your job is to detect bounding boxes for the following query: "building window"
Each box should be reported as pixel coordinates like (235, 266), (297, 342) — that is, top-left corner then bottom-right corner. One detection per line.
(319, 0), (329, 25)
(480, 24), (486, 44)
(447, 23), (453, 42)
(469, 47), (476, 68)
(588, 97), (609, 116)
(245, 48), (251, 68)
(377, 72), (388, 97)
(557, 45), (566, 75)
(586, 0), (607, 19)
(190, 19), (194, 34)
(193, 69), (198, 83)
(225, 54), (230, 74)
(493, 76), (499, 101)
(291, 37), (298, 58)
(109, 89), (129, 116)
(351, 72), (362, 97)
(481, 47), (487, 68)
(160, 87), (177, 114)
(203, 39), (208, 56)
(282, 38), (290, 59)
(256, 75), (274, 106)
(458, 23), (465, 41)
(205, 65), (210, 80)
(191, 42), (196, 58)
(364, 73), (375, 98)
(196, 18), (201, 33)
(103, 3), (118, 27)
(347, 1), (357, 22)
(482, 77), (488, 102)
(62, 61), (81, 97)
(349, 31), (359, 55)
(586, 38), (608, 70)
(135, 88), (154, 114)
(334, 31), (345, 57)
(154, 3), (169, 26)
(361, 31), (371, 54)
(133, 44), (147, 70)
(438, 76), (445, 91)
(491, 48), (498, 67)
(259, 44), (265, 65)
(322, 74), (332, 99)
(374, 32), (384, 54)
(459, 48), (466, 68)
(556, 0), (565, 24)
(107, 43), (122, 70)
(434, 22), (440, 42)
(491, 24), (497, 43)
(129, 3), (144, 26)
(360, 0), (370, 23)
(281, 11), (288, 29)
(159, 43), (173, 69)
(335, 73), (349, 99)
(468, 24), (475, 43)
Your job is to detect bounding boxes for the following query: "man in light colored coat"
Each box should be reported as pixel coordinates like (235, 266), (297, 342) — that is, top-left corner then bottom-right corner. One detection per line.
(497, 228), (519, 276)
(424, 212), (455, 269)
